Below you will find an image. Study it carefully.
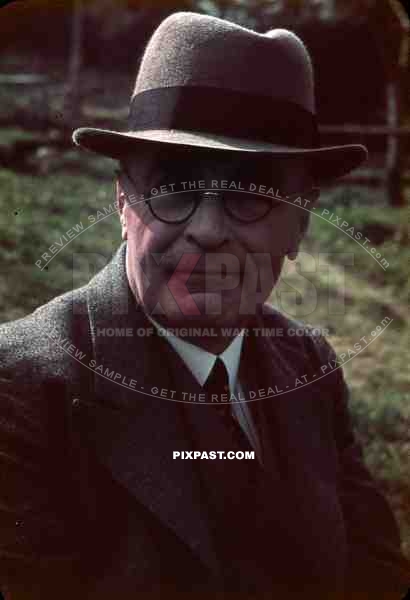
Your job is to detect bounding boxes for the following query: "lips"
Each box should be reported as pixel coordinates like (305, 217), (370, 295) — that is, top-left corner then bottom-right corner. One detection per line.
(170, 270), (240, 292)
(169, 269), (240, 278)
(187, 270), (225, 275)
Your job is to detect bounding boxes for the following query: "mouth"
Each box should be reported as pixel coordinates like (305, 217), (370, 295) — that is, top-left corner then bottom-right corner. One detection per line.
(167, 270), (242, 292)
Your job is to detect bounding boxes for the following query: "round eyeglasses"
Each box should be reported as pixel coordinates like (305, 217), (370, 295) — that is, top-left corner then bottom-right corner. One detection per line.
(119, 168), (319, 225)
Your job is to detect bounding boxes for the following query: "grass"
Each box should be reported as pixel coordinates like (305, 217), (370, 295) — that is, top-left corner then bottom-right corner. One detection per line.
(0, 142), (409, 559)
(277, 187), (410, 558)
(0, 160), (121, 322)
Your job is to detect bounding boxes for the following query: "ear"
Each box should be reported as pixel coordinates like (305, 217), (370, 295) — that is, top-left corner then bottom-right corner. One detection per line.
(287, 187), (320, 260)
(298, 186), (320, 236)
(116, 178), (128, 241)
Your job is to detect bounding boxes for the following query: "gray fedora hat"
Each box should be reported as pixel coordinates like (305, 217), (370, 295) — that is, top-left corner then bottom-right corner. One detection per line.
(72, 11), (368, 182)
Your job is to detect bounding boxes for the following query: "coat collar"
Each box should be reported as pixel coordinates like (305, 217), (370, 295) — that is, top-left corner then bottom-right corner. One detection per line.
(73, 242), (341, 577)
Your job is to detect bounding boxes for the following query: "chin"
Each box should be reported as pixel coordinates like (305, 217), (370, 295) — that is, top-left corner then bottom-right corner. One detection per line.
(158, 306), (250, 330)
(149, 288), (260, 329)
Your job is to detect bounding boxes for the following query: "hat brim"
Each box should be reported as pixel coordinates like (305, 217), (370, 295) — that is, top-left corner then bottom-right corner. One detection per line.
(72, 127), (368, 183)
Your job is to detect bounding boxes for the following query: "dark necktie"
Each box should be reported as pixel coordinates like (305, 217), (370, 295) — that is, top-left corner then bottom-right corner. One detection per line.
(203, 357), (252, 451)
(203, 357), (229, 403)
(197, 358), (277, 592)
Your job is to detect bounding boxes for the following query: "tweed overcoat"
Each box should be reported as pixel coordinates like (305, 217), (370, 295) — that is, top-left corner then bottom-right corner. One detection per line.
(0, 243), (408, 600)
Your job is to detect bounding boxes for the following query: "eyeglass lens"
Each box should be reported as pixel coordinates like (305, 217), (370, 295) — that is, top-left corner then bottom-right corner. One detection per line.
(148, 189), (276, 223)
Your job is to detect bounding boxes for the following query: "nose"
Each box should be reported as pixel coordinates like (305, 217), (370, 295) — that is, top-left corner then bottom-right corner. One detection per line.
(183, 191), (231, 249)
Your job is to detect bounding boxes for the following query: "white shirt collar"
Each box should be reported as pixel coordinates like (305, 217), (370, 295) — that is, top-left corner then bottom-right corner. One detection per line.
(146, 314), (245, 391)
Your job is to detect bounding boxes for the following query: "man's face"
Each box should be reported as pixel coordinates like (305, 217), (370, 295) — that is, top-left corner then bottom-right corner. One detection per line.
(117, 145), (315, 329)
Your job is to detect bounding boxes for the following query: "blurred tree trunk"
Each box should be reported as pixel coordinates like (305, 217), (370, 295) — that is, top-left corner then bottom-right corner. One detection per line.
(369, 0), (409, 207)
(64, 0), (84, 122)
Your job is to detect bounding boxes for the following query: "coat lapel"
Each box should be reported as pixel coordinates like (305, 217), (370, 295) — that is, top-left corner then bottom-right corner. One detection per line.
(72, 243), (220, 575)
(239, 312), (346, 580)
(237, 318), (294, 477)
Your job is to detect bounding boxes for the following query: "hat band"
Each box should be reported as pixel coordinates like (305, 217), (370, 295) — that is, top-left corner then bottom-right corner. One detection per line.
(128, 86), (319, 148)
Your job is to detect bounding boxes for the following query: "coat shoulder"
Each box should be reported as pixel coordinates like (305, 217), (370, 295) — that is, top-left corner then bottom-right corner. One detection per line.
(0, 286), (89, 384)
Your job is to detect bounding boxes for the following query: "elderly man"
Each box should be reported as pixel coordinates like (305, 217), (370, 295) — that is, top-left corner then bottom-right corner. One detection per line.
(0, 11), (408, 600)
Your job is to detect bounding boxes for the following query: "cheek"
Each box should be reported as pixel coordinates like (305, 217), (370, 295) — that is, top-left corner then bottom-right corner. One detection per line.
(124, 208), (184, 279)
(124, 211), (149, 269)
(247, 252), (285, 291)
(238, 211), (300, 287)
(241, 211), (299, 256)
